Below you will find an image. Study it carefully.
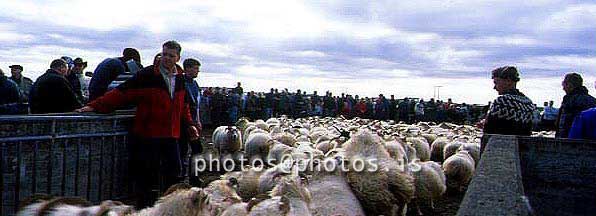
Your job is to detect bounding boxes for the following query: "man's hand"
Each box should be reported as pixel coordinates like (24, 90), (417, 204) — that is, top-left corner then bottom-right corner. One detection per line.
(188, 125), (200, 140)
(75, 106), (95, 112)
(476, 119), (486, 129)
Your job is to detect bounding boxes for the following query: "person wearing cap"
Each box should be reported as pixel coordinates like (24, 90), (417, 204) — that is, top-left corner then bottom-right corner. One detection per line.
(88, 48), (142, 101)
(66, 57), (88, 103)
(29, 59), (83, 114)
(77, 41), (199, 207)
(479, 66), (536, 136)
(9, 64), (33, 102)
(555, 73), (596, 138)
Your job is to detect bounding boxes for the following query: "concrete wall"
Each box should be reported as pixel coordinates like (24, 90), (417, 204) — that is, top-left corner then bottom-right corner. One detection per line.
(458, 135), (596, 216)
(457, 135), (530, 216)
(0, 112), (134, 215)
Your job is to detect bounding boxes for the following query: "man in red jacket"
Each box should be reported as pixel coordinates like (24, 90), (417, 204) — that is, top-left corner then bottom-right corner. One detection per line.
(77, 41), (200, 207)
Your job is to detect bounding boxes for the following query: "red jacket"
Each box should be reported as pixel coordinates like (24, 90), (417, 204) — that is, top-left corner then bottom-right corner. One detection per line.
(88, 62), (195, 138)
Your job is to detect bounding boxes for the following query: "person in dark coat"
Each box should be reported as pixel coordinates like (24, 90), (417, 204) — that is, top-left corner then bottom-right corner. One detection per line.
(556, 73), (596, 138)
(8, 64), (33, 102)
(88, 48), (141, 101)
(480, 66), (535, 136)
(29, 59), (83, 114)
(66, 57), (88, 103)
(0, 68), (21, 114)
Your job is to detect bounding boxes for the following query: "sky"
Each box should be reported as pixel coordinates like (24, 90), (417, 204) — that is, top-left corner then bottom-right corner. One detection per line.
(0, 0), (594, 105)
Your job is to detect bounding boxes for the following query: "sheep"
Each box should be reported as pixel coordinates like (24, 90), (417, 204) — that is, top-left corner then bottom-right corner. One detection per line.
(407, 137), (431, 162)
(258, 162), (296, 194)
(17, 196), (91, 216)
(308, 158), (366, 216)
(200, 179), (243, 215)
(420, 133), (438, 145)
(273, 132), (297, 147)
(295, 134), (311, 143)
(132, 187), (210, 216)
(384, 137), (408, 165)
(409, 161), (447, 215)
(315, 140), (335, 155)
(213, 126), (242, 154)
(343, 130), (415, 216)
(221, 167), (266, 202)
(245, 132), (273, 165)
(253, 120), (269, 131)
(48, 200), (134, 216)
(249, 176), (312, 216)
(267, 142), (294, 166)
(430, 137), (450, 162)
(309, 131), (328, 144)
(457, 142), (481, 166)
(443, 141), (464, 161)
(221, 202), (249, 216)
(442, 151), (475, 193)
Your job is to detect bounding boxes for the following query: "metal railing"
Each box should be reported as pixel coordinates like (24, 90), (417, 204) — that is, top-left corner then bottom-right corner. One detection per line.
(0, 111), (134, 215)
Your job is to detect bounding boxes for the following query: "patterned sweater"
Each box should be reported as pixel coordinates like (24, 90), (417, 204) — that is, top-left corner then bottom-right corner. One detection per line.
(484, 89), (536, 136)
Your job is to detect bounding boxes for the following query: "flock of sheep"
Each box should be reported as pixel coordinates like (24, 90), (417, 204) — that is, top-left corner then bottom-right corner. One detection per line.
(18, 116), (484, 216)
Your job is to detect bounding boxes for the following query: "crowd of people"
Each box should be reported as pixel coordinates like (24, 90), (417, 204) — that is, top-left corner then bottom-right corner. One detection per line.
(197, 85), (488, 127)
(1, 40), (596, 206)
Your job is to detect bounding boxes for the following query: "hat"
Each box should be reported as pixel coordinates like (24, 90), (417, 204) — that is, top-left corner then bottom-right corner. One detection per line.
(491, 66), (520, 82)
(9, 65), (23, 70)
(73, 57), (88, 67)
(61, 56), (74, 69)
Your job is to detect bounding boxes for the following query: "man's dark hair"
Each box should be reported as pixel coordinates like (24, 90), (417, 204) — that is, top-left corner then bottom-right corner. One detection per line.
(163, 41), (182, 55)
(123, 48), (141, 63)
(491, 66), (520, 82)
(50, 59), (67, 70)
(183, 58), (201, 69)
(564, 73), (583, 89)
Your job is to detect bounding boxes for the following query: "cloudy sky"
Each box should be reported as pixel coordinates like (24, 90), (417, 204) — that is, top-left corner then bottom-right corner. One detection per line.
(0, 0), (594, 105)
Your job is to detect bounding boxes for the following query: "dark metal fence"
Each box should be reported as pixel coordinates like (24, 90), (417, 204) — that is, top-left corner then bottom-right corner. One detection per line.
(0, 112), (134, 215)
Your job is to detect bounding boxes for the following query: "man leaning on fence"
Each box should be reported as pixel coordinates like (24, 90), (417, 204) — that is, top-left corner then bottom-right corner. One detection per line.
(76, 41), (200, 208)
(479, 66), (536, 136)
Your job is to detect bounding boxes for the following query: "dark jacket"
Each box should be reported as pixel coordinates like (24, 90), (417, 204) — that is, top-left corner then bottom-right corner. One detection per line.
(556, 86), (596, 138)
(66, 72), (84, 103)
(88, 63), (194, 138)
(9, 76), (33, 102)
(568, 108), (596, 140)
(29, 70), (83, 114)
(483, 89), (535, 136)
(0, 75), (20, 105)
(184, 76), (201, 123)
(88, 57), (127, 101)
